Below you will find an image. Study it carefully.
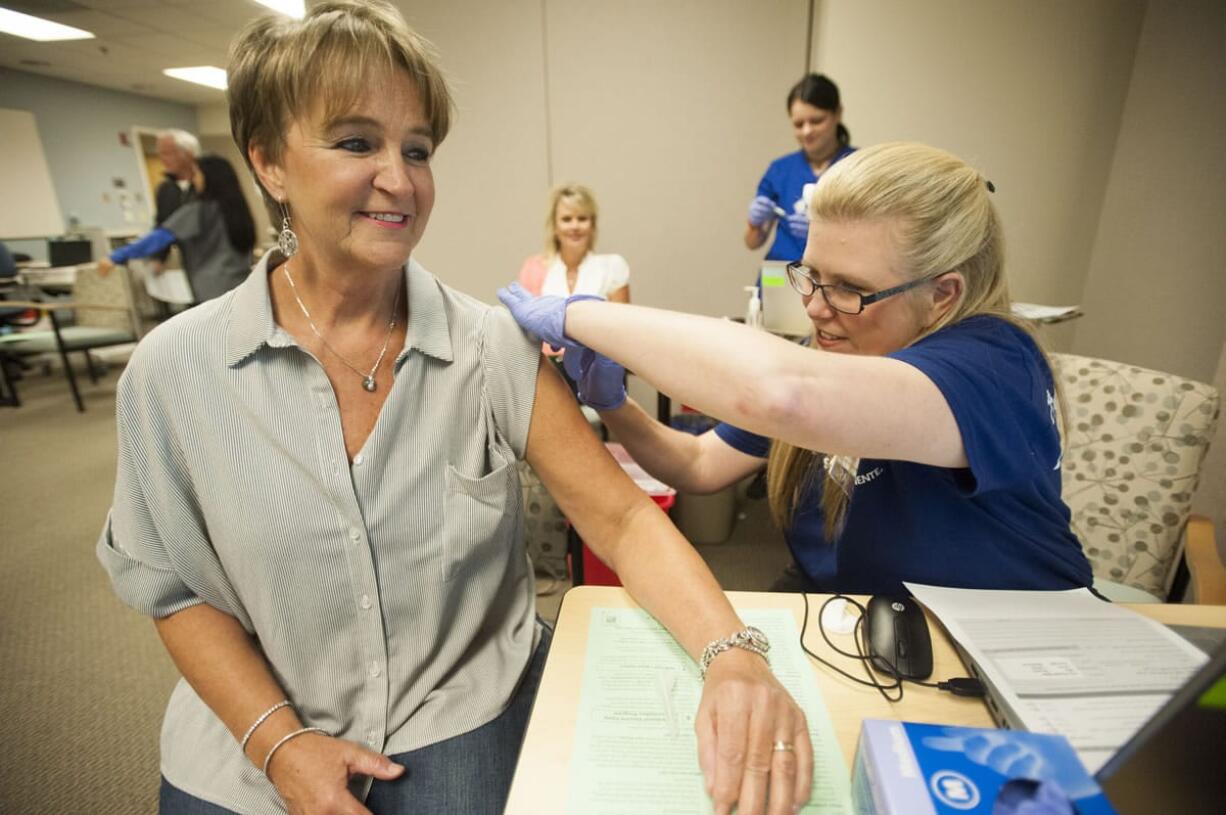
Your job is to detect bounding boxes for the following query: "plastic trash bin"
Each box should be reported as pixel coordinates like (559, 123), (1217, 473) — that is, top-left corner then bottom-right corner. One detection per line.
(669, 413), (737, 544)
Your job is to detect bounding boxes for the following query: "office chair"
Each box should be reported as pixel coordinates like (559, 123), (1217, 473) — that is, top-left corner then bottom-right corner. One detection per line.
(1052, 353), (1224, 603)
(0, 264), (142, 411)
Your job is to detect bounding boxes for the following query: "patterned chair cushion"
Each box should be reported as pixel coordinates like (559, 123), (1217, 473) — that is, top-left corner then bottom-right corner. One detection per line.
(1051, 353), (1220, 598)
(519, 460), (570, 581)
(72, 265), (139, 336)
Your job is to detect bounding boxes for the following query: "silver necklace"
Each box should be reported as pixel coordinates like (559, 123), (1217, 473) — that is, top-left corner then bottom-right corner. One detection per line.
(282, 263), (401, 392)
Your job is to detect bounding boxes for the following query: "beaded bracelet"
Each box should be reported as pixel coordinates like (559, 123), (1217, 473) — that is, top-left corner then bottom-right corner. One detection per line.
(239, 700), (292, 756)
(262, 727), (329, 776)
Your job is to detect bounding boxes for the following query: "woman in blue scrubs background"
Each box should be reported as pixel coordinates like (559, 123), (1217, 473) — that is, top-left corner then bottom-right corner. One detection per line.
(745, 73), (857, 263)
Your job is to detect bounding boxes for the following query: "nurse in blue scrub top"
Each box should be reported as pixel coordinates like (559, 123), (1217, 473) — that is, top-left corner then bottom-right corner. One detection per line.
(502, 142), (1094, 599)
(745, 73), (856, 263)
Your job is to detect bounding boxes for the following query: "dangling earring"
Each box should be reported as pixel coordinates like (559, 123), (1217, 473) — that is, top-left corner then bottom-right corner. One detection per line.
(277, 200), (299, 258)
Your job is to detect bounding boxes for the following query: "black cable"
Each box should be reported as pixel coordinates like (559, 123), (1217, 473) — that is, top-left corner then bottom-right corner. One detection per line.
(800, 593), (902, 701)
(800, 593), (985, 701)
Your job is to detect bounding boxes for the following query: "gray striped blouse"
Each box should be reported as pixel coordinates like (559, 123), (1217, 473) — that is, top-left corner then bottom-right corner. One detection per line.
(97, 251), (541, 813)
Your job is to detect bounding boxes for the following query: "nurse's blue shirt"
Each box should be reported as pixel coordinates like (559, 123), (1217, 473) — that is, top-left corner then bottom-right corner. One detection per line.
(756, 145), (856, 261)
(714, 316), (1092, 596)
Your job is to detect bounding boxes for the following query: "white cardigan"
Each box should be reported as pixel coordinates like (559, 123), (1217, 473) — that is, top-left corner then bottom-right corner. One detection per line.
(540, 252), (630, 298)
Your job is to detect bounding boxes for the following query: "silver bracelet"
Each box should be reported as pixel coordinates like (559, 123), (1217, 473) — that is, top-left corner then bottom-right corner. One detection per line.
(699, 626), (770, 680)
(262, 726), (329, 776)
(240, 700), (292, 755)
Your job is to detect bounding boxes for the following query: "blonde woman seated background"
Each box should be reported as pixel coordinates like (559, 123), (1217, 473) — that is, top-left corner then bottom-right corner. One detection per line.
(518, 184), (630, 303)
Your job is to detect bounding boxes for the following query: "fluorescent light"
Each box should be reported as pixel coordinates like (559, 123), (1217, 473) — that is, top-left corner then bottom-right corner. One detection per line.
(163, 66), (228, 91)
(251, 0), (305, 18)
(0, 7), (95, 41)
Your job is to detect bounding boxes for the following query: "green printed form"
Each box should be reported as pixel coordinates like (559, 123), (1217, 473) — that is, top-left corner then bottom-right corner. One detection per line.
(565, 608), (851, 814)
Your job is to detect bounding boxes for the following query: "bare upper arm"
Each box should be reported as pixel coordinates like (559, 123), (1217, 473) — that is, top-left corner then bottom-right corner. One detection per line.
(525, 357), (658, 552)
(607, 285), (630, 303)
(687, 430), (766, 493)
(765, 355), (967, 467)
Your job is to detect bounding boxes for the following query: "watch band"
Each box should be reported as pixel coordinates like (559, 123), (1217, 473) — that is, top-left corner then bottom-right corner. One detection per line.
(699, 626), (770, 680)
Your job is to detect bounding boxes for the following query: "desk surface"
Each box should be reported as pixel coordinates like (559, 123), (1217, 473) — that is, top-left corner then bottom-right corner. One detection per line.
(506, 586), (1226, 814)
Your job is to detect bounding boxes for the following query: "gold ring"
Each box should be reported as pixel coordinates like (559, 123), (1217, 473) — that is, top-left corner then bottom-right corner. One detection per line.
(772, 740), (794, 753)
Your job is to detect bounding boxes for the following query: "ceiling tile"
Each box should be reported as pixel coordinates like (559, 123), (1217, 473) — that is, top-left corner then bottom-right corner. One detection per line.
(0, 0), (283, 105)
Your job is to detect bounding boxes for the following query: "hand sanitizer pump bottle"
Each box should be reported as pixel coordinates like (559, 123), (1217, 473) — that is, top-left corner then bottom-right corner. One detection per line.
(744, 285), (763, 329)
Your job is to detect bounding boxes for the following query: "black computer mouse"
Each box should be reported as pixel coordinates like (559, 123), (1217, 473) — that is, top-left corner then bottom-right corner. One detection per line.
(863, 595), (934, 680)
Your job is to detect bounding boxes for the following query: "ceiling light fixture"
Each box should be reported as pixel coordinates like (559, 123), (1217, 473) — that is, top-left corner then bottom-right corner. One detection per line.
(163, 66), (228, 91)
(0, 7), (95, 41)
(251, 0), (306, 19)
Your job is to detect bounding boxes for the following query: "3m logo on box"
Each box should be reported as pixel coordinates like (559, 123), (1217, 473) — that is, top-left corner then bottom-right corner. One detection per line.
(930, 770), (980, 809)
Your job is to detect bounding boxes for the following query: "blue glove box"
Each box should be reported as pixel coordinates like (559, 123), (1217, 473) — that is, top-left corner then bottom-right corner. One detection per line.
(851, 720), (1116, 815)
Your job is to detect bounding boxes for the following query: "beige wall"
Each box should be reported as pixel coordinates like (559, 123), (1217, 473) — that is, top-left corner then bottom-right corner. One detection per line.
(201, 0), (809, 315)
(195, 2), (1219, 378)
(1073, 0), (1226, 384)
(410, 0), (813, 314)
(541, 0), (810, 316)
(812, 0), (1146, 350)
(394, 0), (552, 301)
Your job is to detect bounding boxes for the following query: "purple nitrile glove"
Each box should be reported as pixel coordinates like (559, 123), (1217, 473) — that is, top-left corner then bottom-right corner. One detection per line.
(748, 195), (778, 228)
(496, 282), (602, 353)
(785, 211), (810, 239)
(563, 348), (626, 411)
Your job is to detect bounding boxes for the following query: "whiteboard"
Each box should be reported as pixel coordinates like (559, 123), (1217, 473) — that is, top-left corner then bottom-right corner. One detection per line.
(0, 108), (64, 239)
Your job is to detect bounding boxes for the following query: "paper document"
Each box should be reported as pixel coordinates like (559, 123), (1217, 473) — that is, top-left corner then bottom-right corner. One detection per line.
(566, 608), (851, 814)
(1010, 302), (1082, 322)
(605, 443), (675, 497)
(905, 583), (1207, 772)
(133, 262), (194, 305)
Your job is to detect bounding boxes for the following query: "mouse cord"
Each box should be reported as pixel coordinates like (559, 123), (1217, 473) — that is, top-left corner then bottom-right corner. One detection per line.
(800, 593), (985, 702)
(800, 593), (903, 702)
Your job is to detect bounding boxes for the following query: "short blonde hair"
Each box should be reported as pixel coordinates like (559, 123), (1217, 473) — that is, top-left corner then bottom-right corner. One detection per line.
(545, 184), (598, 255)
(227, 0), (454, 216)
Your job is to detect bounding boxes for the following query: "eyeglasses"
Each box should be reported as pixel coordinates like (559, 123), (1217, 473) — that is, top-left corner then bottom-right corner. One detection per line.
(785, 262), (944, 315)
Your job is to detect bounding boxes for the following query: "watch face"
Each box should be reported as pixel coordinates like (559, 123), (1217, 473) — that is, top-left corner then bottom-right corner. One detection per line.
(743, 626), (769, 651)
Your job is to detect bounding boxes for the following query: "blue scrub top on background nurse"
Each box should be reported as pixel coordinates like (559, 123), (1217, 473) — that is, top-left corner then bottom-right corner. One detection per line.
(746, 73), (857, 263)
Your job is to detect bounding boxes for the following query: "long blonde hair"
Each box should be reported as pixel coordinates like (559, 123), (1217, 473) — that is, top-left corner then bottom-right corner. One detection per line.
(766, 142), (1040, 540)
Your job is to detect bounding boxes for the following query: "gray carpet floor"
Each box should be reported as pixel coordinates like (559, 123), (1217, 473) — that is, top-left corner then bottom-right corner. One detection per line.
(0, 361), (790, 814)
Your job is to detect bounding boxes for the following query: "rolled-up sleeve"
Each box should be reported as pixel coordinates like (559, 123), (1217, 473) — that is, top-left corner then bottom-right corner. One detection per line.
(480, 307), (541, 460)
(96, 347), (212, 619)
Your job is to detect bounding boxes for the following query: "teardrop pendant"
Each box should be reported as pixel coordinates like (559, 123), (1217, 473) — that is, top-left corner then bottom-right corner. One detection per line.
(362, 376), (377, 392)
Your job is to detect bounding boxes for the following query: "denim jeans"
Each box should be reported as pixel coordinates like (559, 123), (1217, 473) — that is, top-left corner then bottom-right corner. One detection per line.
(160, 623), (552, 815)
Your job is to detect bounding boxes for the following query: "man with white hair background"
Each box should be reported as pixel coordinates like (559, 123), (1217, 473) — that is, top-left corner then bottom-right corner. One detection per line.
(151, 128), (201, 266)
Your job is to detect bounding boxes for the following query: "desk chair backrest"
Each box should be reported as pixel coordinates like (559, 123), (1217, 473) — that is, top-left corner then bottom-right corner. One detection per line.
(1051, 353), (1220, 599)
(72, 265), (140, 339)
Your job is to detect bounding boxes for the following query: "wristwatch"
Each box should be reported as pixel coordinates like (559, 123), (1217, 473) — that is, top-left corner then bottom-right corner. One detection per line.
(699, 626), (770, 680)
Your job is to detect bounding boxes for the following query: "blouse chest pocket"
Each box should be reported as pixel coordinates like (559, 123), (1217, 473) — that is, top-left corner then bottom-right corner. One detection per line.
(441, 446), (518, 582)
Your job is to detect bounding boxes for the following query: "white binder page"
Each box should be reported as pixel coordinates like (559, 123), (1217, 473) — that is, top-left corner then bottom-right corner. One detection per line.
(905, 583), (1206, 772)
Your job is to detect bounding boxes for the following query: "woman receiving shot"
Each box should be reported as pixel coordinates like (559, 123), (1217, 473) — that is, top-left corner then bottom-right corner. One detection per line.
(502, 142), (1092, 597)
(96, 3), (812, 814)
